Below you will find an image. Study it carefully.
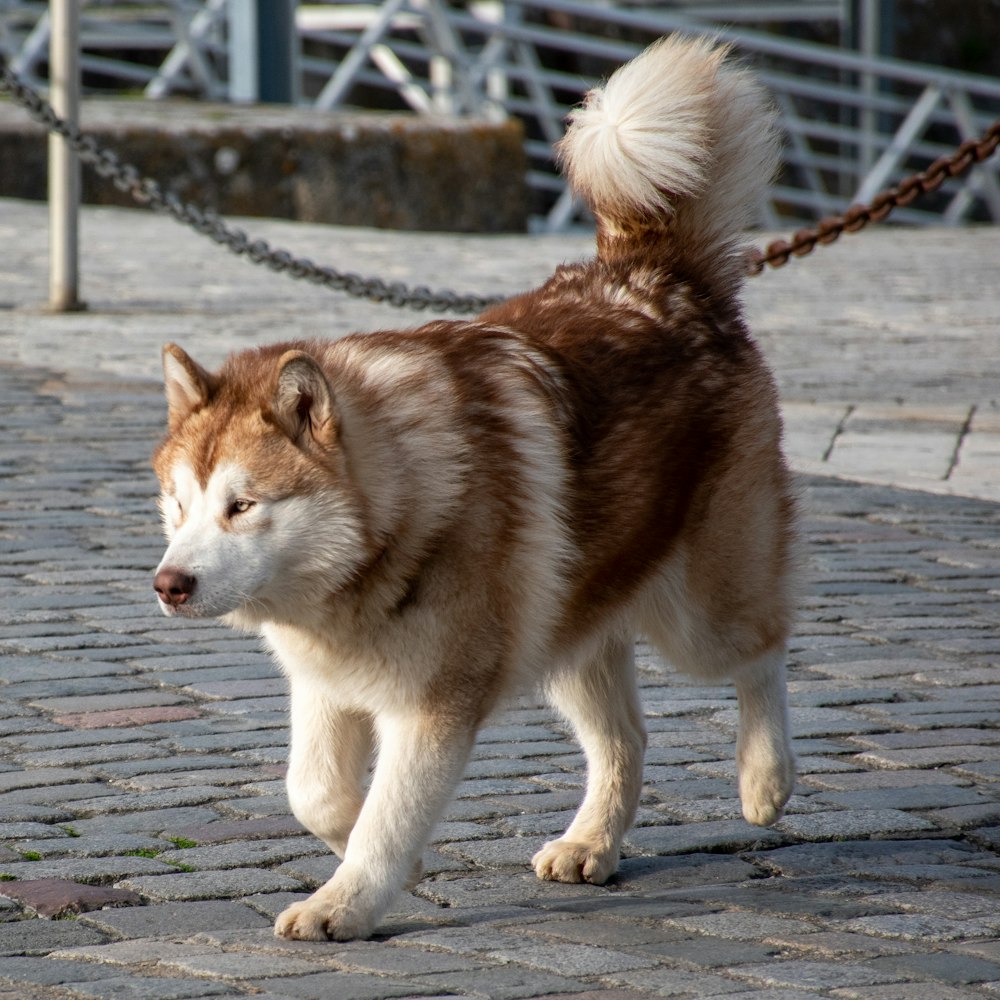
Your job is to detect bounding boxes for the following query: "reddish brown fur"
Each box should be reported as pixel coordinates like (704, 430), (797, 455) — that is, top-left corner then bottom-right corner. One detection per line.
(151, 36), (798, 942)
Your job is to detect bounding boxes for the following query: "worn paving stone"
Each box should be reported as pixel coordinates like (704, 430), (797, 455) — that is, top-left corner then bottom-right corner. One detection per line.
(775, 808), (937, 839)
(0, 878), (143, 917)
(60, 978), (241, 999)
(0, 855), (175, 883)
(118, 867), (306, 901)
(78, 900), (273, 938)
(730, 958), (905, 990)
(246, 970), (439, 998)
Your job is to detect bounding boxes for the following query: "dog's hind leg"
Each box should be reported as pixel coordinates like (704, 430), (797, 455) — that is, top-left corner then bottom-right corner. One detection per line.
(533, 635), (646, 885)
(734, 645), (795, 827)
(285, 680), (374, 859)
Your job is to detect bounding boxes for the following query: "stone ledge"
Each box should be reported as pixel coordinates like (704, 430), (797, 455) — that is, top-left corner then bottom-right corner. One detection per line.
(0, 98), (528, 232)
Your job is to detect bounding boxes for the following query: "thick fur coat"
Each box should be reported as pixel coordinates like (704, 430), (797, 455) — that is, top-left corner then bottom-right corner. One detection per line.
(153, 35), (798, 941)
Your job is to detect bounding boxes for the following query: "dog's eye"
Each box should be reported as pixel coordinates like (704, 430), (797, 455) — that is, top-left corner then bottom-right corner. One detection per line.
(228, 499), (255, 518)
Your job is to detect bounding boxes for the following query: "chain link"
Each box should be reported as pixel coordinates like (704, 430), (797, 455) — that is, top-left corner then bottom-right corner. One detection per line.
(747, 118), (1000, 275)
(0, 53), (503, 314)
(4, 51), (999, 291)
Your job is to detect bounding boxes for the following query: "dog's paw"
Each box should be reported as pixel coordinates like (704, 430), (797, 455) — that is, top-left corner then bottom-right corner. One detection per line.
(739, 748), (796, 827)
(532, 838), (618, 885)
(274, 897), (374, 942)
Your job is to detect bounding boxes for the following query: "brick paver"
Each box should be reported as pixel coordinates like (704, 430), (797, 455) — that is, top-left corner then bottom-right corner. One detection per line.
(1, 198), (999, 997)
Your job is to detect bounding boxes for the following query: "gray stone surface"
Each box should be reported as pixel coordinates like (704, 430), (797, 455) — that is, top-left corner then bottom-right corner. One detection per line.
(0, 100), (528, 232)
(1, 198), (1000, 997)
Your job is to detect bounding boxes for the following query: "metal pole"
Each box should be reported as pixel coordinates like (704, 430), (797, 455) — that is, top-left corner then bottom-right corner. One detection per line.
(48, 0), (84, 311)
(858, 0), (878, 179)
(229, 0), (298, 104)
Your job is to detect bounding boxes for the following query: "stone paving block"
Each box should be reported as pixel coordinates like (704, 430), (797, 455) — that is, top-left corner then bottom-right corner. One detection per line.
(78, 900), (273, 938)
(0, 768), (95, 793)
(813, 784), (988, 810)
(801, 769), (973, 791)
(65, 786), (245, 816)
(869, 951), (1000, 985)
(0, 855), (175, 883)
(0, 918), (109, 956)
(271, 855), (339, 888)
(611, 853), (762, 890)
(11, 834), (169, 859)
(156, 837), (326, 872)
(117, 867), (305, 901)
(492, 939), (660, 977)
(68, 807), (223, 837)
(60, 978), (242, 999)
(0, 821), (71, 840)
(775, 808), (936, 839)
(856, 745), (1000, 769)
(926, 803), (1000, 829)
(609, 966), (750, 995)
(166, 817), (307, 845)
(845, 912), (998, 941)
(160, 952), (331, 979)
(405, 965), (592, 1000)
(700, 992), (833, 1000)
(115, 767), (277, 793)
(13, 745), (175, 768)
(246, 971), (438, 998)
(954, 760), (1000, 782)
(53, 706), (204, 729)
(51, 940), (221, 967)
(213, 794), (291, 819)
(750, 839), (988, 877)
(832, 987), (984, 1000)
(768, 930), (917, 959)
(0, 804), (75, 825)
(630, 936), (782, 969)
(0, 878), (143, 917)
(730, 958), (904, 990)
(662, 911), (820, 941)
(623, 819), (788, 856)
(323, 942), (485, 976)
(0, 955), (116, 985)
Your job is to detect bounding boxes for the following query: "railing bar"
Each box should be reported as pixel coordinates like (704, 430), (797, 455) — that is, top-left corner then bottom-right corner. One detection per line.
(493, 0), (1000, 97)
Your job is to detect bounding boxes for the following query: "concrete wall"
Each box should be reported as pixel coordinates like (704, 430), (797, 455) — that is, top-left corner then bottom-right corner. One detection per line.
(0, 100), (528, 233)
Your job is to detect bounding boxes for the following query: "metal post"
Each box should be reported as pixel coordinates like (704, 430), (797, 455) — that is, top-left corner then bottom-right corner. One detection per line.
(48, 0), (84, 312)
(229, 0), (298, 104)
(858, 0), (878, 179)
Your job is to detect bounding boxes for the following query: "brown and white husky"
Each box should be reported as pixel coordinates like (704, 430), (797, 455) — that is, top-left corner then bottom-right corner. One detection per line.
(152, 35), (798, 941)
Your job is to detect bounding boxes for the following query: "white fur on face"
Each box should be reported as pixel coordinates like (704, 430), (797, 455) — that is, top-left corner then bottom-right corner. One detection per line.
(155, 461), (365, 623)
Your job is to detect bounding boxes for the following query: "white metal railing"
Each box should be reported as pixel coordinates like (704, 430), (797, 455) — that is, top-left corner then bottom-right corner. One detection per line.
(289, 0), (1000, 229)
(2, 1), (999, 230)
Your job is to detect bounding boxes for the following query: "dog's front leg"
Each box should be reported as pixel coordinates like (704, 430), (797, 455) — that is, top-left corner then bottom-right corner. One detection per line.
(275, 708), (476, 941)
(285, 682), (374, 859)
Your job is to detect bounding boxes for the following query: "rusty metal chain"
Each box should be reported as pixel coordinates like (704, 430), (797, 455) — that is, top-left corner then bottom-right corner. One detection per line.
(0, 53), (502, 313)
(748, 118), (1000, 275)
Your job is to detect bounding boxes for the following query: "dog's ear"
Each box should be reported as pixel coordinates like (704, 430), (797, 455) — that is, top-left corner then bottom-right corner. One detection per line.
(273, 350), (338, 448)
(162, 343), (213, 432)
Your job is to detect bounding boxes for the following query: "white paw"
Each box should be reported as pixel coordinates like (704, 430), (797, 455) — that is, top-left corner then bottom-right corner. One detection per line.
(739, 748), (796, 827)
(273, 896), (375, 942)
(532, 838), (618, 885)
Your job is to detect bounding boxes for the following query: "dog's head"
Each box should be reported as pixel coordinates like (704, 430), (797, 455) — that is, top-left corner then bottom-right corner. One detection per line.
(151, 343), (367, 627)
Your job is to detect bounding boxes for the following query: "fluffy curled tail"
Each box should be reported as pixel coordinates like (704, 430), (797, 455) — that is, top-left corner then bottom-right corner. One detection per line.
(558, 35), (780, 287)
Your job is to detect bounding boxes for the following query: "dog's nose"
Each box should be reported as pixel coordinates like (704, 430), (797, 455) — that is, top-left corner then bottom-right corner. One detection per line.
(154, 567), (197, 607)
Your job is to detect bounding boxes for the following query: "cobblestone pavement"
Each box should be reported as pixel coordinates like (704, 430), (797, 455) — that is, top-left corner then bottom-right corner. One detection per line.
(1, 199), (1000, 998)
